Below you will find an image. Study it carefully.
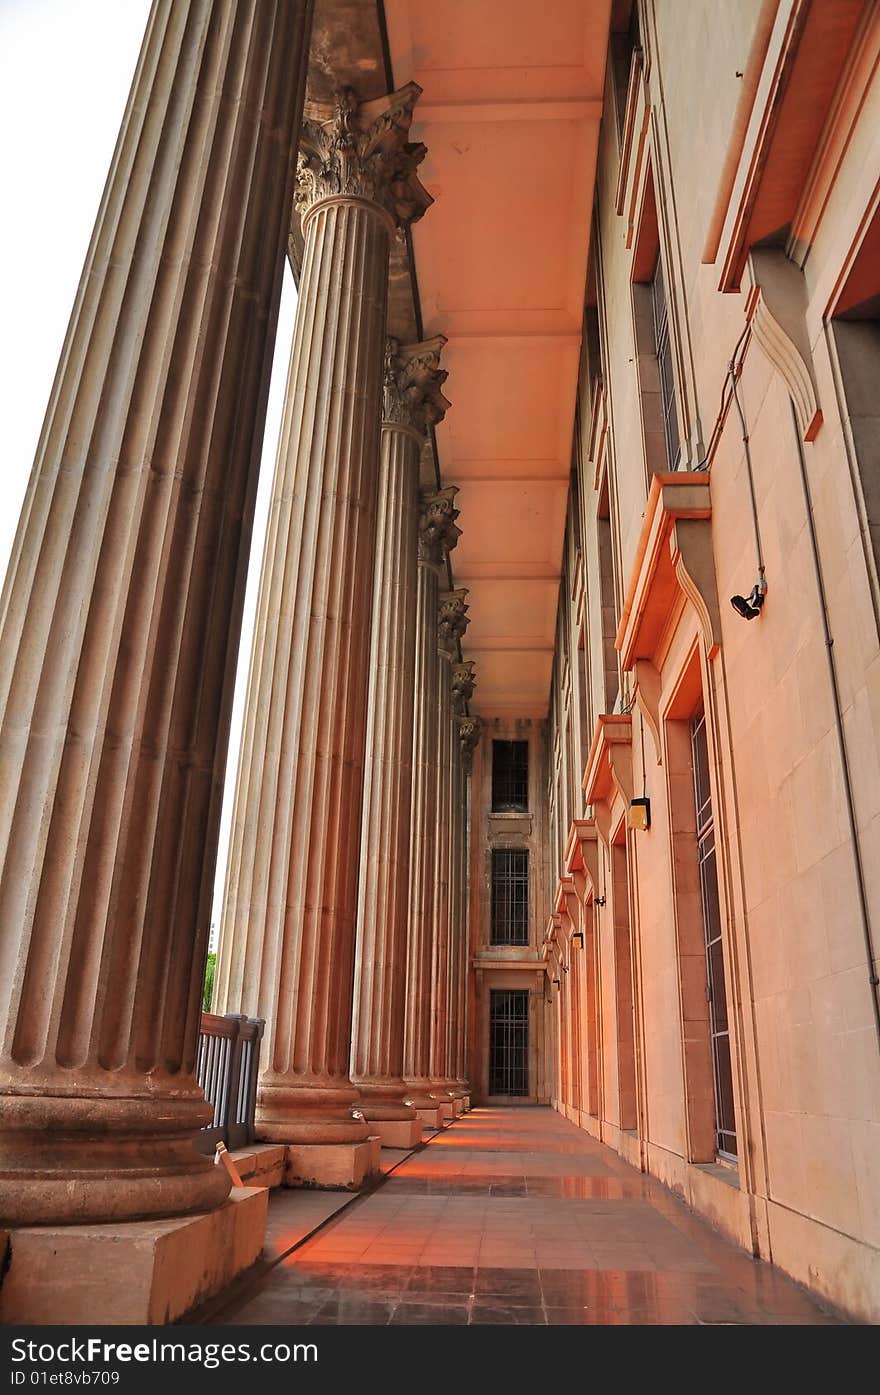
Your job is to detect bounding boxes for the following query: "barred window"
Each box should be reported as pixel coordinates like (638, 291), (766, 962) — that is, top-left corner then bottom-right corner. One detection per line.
(491, 848), (529, 945)
(491, 739), (529, 811)
(651, 254), (680, 469)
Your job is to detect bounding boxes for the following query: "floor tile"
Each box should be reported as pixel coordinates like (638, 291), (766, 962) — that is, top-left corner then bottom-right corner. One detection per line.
(211, 1107), (844, 1328)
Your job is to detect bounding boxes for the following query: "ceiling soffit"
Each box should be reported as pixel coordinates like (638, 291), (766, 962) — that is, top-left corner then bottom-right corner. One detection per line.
(385, 0), (612, 716)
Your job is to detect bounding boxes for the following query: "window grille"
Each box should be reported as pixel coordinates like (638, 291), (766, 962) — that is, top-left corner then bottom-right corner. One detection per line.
(652, 255), (681, 469)
(491, 848), (529, 945)
(492, 739), (529, 811)
(691, 712), (737, 1160)
(489, 989), (529, 1096)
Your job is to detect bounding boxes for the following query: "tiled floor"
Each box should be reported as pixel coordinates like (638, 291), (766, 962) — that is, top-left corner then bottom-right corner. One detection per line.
(213, 1107), (844, 1325)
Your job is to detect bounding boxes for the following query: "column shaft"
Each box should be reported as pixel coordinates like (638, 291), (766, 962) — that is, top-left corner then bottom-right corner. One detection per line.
(429, 591), (468, 1101)
(350, 341), (448, 1126)
(404, 567), (441, 1106)
(447, 724), (466, 1094)
(403, 493), (459, 1107)
(456, 715), (481, 1094)
(0, 0), (313, 1226)
(215, 87), (431, 1153)
(429, 651), (453, 1095)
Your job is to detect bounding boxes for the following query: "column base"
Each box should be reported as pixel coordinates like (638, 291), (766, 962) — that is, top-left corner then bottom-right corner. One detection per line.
(0, 1091), (231, 1226)
(282, 1140), (376, 1190)
(369, 1117), (422, 1148)
(0, 1187), (267, 1325)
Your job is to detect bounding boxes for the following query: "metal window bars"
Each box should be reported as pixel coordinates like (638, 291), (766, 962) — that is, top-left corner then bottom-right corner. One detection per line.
(489, 989), (529, 1096)
(491, 739), (529, 811)
(491, 847), (529, 945)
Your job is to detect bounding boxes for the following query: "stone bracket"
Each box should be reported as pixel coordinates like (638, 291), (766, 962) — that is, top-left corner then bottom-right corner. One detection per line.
(583, 714), (633, 845)
(616, 472), (720, 671)
(633, 658), (663, 765)
(564, 817), (600, 902)
(744, 247), (822, 442)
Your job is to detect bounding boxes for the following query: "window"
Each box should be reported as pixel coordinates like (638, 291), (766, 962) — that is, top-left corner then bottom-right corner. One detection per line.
(691, 711), (737, 1160)
(491, 848), (529, 945)
(611, 1), (642, 139)
(489, 989), (529, 1096)
(652, 254), (680, 469)
(491, 739), (528, 811)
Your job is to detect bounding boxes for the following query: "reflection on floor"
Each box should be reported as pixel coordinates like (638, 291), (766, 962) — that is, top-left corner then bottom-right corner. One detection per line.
(211, 1107), (845, 1325)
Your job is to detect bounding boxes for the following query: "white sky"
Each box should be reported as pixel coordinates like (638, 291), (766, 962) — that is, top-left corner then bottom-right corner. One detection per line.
(0, 0), (298, 944)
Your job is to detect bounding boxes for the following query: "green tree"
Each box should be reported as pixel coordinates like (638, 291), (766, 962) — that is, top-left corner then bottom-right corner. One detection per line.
(203, 951), (216, 1012)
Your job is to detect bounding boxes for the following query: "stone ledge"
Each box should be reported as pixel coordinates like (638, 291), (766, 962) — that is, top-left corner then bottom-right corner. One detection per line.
(0, 1187), (268, 1326)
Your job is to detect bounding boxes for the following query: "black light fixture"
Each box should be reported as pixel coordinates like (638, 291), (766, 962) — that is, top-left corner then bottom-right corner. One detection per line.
(552, 977), (560, 990)
(730, 573), (767, 620)
(571, 929), (584, 947)
(594, 895), (606, 907)
(628, 795), (651, 831)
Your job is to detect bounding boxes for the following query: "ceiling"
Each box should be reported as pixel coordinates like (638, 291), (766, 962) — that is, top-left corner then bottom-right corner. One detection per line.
(385, 0), (611, 716)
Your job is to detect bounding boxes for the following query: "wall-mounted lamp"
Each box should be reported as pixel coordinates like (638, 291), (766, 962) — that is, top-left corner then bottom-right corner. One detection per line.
(561, 963), (569, 974)
(594, 895), (606, 907)
(552, 977), (560, 990)
(730, 574), (767, 620)
(628, 796), (651, 831)
(571, 929), (584, 947)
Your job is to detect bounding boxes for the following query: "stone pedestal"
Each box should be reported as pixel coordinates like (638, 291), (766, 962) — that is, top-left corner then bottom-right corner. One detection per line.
(416, 1107), (445, 1130)
(404, 491), (461, 1109)
(0, 1188), (268, 1325)
(283, 1142), (375, 1191)
(0, 0), (313, 1227)
(351, 339), (449, 1131)
(214, 86), (431, 1183)
(371, 1118), (423, 1148)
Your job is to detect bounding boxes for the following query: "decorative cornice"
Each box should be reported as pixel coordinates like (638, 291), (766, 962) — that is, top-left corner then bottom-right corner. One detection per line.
(418, 487), (460, 568)
(383, 335), (450, 436)
(451, 660), (476, 713)
(438, 589), (469, 656)
(295, 83), (432, 232)
(457, 715), (482, 772)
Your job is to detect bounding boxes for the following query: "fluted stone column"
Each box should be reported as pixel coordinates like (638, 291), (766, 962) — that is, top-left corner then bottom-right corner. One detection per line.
(214, 84), (430, 1184)
(350, 338), (449, 1148)
(0, 0), (314, 1228)
(429, 590), (469, 1114)
(404, 490), (460, 1122)
(457, 715), (482, 1101)
(447, 665), (475, 1109)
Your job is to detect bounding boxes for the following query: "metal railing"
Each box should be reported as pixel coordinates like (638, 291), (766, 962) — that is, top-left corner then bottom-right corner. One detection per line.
(194, 1012), (264, 1154)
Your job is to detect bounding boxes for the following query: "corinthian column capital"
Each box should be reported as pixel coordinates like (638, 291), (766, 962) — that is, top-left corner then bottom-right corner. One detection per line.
(383, 336), (450, 436)
(295, 82), (432, 232)
(457, 715), (483, 772)
(438, 588), (469, 658)
(451, 660), (477, 712)
(418, 486), (460, 568)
